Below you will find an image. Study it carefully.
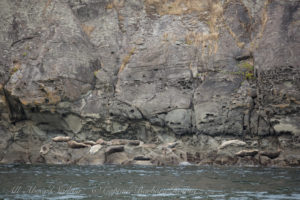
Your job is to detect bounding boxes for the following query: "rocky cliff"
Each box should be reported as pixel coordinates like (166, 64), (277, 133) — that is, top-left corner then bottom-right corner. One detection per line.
(0, 0), (299, 166)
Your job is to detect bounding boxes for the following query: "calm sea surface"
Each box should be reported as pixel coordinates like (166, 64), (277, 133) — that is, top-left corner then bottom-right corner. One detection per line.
(0, 164), (299, 200)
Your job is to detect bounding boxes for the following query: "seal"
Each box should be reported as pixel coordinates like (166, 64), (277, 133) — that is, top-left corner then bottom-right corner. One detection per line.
(260, 150), (281, 159)
(89, 144), (102, 154)
(235, 149), (259, 157)
(96, 138), (107, 145)
(84, 140), (97, 146)
(111, 139), (128, 145)
(105, 145), (124, 156)
(67, 140), (89, 148)
(52, 136), (71, 142)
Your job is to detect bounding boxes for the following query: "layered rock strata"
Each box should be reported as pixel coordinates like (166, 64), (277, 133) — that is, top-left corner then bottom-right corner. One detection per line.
(0, 0), (299, 166)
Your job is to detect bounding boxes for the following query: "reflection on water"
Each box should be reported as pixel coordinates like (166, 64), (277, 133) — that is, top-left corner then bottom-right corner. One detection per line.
(0, 164), (299, 199)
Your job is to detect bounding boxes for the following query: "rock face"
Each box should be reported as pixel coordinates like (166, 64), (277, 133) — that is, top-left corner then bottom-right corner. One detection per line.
(0, 0), (299, 166)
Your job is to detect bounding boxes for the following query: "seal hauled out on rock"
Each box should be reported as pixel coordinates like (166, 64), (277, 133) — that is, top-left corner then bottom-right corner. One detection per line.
(67, 140), (89, 148)
(52, 136), (71, 142)
(84, 140), (97, 146)
(89, 144), (102, 154)
(235, 149), (259, 157)
(260, 150), (281, 159)
(96, 138), (107, 145)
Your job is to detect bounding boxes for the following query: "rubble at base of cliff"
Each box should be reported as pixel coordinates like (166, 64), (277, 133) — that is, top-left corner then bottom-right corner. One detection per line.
(1, 131), (299, 167)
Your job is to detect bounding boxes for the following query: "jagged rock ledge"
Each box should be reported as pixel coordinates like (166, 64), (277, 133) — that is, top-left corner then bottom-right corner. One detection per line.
(1, 129), (299, 167)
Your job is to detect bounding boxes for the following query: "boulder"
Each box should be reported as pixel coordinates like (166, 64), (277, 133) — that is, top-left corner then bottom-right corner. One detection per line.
(259, 155), (271, 166)
(165, 109), (192, 135)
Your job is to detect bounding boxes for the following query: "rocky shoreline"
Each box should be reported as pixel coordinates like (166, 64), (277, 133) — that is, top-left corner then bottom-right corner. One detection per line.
(1, 128), (299, 167)
(44, 136), (300, 167)
(0, 0), (299, 167)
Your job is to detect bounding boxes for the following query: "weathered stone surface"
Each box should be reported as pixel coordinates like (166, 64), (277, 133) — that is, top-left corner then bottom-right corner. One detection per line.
(272, 117), (300, 136)
(215, 155), (238, 166)
(0, 126), (12, 151)
(64, 115), (83, 134)
(0, 0), (299, 167)
(106, 152), (129, 165)
(165, 109), (192, 135)
(259, 155), (272, 166)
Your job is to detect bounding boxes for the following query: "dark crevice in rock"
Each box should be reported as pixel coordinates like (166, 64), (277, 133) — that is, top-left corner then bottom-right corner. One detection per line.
(8, 16), (19, 42)
(90, 59), (102, 91)
(2, 89), (27, 123)
(10, 35), (39, 47)
(235, 54), (252, 62)
(133, 156), (151, 161)
(248, 110), (253, 136)
(241, 113), (246, 136)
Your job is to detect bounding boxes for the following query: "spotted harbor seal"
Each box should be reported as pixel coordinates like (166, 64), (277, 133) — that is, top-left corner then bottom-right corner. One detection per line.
(84, 140), (97, 146)
(96, 138), (107, 145)
(67, 140), (89, 148)
(52, 136), (71, 142)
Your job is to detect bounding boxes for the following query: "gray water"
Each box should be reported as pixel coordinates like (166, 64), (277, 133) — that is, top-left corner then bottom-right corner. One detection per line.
(0, 164), (299, 200)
